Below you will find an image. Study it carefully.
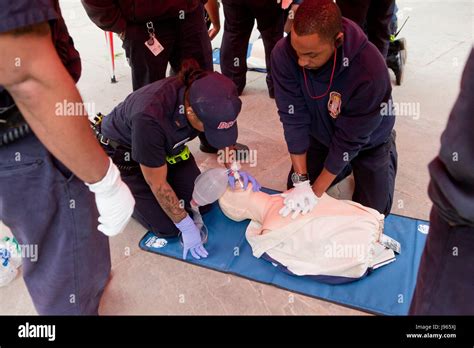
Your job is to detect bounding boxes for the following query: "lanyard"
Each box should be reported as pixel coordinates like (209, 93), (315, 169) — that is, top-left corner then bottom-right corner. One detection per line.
(302, 48), (337, 100)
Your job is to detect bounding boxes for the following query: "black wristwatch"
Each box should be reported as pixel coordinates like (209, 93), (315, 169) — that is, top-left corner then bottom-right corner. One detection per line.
(291, 172), (309, 185)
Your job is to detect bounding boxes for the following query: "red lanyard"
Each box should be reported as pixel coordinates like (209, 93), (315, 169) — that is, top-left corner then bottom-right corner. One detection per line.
(302, 48), (337, 100)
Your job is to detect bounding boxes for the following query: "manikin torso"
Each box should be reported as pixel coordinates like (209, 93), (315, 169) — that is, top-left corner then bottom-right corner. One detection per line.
(218, 185), (395, 283)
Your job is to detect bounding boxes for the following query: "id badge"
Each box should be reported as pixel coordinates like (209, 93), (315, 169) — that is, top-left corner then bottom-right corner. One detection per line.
(145, 36), (164, 56)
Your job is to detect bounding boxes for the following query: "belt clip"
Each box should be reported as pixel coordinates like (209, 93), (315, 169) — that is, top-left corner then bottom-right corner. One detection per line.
(98, 134), (110, 146)
(93, 113), (104, 125)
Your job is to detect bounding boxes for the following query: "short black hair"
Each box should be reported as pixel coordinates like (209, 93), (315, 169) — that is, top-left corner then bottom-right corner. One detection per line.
(293, 0), (342, 41)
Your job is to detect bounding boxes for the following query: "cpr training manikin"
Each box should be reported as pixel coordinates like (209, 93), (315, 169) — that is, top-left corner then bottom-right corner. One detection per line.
(193, 168), (398, 284)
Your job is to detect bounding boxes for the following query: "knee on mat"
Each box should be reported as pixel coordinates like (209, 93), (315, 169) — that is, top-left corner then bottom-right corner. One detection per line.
(149, 222), (180, 239)
(133, 211), (180, 238)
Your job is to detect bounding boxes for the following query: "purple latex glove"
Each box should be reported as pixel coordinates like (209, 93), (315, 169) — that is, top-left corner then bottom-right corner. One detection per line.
(228, 170), (261, 192)
(175, 215), (209, 260)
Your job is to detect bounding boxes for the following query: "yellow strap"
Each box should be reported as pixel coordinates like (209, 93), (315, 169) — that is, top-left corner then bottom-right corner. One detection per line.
(166, 145), (190, 164)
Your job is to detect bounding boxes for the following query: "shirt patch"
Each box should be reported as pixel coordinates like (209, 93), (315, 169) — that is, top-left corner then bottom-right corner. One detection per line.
(328, 91), (342, 119)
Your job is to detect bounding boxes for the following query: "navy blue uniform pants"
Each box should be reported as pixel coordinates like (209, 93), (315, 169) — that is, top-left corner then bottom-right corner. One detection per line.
(123, 4), (213, 91)
(220, 0), (284, 96)
(409, 206), (474, 315)
(0, 134), (111, 315)
(287, 132), (398, 216)
(337, 0), (396, 58)
(118, 154), (206, 238)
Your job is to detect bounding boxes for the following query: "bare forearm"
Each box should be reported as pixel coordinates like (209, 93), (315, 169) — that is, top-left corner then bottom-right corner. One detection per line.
(205, 0), (220, 28)
(0, 24), (109, 184)
(313, 167), (337, 197)
(140, 164), (186, 223)
(284, 4), (300, 33)
(152, 181), (187, 223)
(290, 153), (308, 175)
(10, 77), (109, 183)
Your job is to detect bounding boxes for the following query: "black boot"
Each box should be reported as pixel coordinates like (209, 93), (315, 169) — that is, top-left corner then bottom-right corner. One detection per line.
(387, 38), (406, 86)
(267, 75), (275, 99)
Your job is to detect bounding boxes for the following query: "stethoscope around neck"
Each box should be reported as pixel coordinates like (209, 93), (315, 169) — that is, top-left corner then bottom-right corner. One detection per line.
(302, 47), (338, 100)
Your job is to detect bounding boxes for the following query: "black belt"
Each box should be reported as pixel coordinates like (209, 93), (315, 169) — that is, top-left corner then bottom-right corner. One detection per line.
(0, 105), (30, 147)
(90, 113), (139, 172)
(96, 131), (125, 151)
(90, 114), (129, 151)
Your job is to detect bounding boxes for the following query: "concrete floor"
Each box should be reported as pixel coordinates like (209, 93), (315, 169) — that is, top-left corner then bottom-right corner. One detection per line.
(0, 0), (472, 315)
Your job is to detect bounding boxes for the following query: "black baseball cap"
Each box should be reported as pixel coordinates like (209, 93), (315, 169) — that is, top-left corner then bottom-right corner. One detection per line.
(188, 72), (242, 149)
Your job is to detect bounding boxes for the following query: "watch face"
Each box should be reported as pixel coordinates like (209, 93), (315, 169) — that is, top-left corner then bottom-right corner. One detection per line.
(291, 172), (301, 184)
(292, 172), (308, 184)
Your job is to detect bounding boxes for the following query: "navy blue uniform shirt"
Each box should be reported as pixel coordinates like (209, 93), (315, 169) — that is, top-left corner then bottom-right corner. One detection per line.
(0, 0), (56, 33)
(428, 48), (474, 226)
(271, 17), (395, 175)
(81, 0), (206, 34)
(101, 77), (200, 168)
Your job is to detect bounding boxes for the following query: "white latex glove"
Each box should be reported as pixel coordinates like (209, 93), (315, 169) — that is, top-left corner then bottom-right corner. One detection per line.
(279, 180), (318, 219)
(86, 158), (135, 237)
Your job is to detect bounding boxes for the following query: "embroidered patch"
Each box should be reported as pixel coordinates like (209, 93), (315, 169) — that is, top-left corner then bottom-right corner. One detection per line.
(328, 91), (342, 119)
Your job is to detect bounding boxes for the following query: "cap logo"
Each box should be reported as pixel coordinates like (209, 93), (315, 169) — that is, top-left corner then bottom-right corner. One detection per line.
(217, 120), (236, 130)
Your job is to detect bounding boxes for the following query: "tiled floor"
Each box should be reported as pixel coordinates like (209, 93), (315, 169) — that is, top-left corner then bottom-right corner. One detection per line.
(0, 0), (472, 315)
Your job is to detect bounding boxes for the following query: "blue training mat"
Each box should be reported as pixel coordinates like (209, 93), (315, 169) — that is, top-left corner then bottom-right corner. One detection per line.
(139, 188), (428, 316)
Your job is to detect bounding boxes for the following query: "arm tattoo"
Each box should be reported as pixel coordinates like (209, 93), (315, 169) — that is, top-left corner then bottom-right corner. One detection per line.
(154, 183), (187, 223)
